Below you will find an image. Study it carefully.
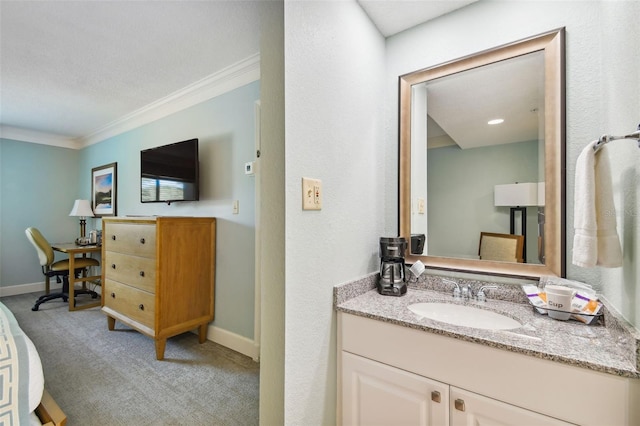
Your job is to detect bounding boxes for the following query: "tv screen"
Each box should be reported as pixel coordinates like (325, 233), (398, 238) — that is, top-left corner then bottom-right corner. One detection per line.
(141, 138), (199, 204)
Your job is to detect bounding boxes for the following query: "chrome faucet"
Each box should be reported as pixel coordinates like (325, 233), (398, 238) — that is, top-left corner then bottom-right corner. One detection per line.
(477, 285), (498, 302)
(443, 279), (461, 298)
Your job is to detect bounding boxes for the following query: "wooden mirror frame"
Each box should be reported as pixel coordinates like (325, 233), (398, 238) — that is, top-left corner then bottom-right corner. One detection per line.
(399, 28), (565, 278)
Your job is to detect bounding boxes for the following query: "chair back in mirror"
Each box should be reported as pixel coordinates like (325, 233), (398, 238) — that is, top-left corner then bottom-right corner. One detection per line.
(479, 232), (524, 263)
(25, 227), (55, 267)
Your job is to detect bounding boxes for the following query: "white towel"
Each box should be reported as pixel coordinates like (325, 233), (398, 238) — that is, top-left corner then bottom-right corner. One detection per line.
(572, 141), (623, 267)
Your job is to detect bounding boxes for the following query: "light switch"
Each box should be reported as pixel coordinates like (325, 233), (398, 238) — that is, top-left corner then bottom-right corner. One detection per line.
(233, 200), (239, 214)
(302, 177), (322, 210)
(417, 198), (425, 214)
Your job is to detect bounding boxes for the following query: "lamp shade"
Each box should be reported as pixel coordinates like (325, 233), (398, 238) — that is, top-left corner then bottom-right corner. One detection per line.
(537, 182), (545, 206)
(69, 199), (94, 217)
(494, 183), (538, 207)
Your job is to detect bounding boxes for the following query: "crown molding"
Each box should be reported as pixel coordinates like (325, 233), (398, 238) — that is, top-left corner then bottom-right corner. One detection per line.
(0, 125), (82, 149)
(1, 53), (260, 149)
(81, 53), (261, 147)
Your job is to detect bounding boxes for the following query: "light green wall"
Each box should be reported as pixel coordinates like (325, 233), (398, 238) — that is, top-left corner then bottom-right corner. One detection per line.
(427, 141), (540, 262)
(0, 139), (80, 286)
(0, 81), (259, 340)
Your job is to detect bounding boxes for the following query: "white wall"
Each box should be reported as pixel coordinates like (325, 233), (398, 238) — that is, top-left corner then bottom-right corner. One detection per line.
(386, 1), (640, 327)
(258, 1), (285, 424)
(283, 1), (386, 424)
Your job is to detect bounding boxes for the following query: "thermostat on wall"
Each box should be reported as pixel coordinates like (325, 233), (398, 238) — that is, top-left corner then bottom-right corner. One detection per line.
(244, 161), (255, 176)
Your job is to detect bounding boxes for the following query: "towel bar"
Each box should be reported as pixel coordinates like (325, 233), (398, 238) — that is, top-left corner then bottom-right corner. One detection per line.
(593, 123), (640, 153)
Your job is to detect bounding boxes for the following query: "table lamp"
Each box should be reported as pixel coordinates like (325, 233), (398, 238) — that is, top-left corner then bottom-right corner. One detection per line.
(494, 183), (538, 261)
(69, 199), (94, 238)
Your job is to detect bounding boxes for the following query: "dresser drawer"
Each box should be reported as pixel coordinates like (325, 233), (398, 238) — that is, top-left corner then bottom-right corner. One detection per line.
(103, 223), (156, 257)
(104, 251), (156, 293)
(104, 279), (155, 328)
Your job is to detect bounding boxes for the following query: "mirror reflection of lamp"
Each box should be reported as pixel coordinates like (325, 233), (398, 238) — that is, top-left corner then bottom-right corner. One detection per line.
(69, 199), (94, 238)
(494, 183), (540, 262)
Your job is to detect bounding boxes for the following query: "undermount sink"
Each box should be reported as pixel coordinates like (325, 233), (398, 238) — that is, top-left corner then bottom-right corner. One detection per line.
(408, 302), (522, 330)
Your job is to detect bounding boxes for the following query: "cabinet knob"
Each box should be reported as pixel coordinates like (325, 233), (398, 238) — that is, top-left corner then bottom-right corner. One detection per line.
(110, 292), (116, 298)
(431, 391), (441, 403)
(139, 271), (145, 277)
(140, 238), (145, 244)
(111, 264), (116, 269)
(454, 399), (465, 412)
(138, 304), (144, 311)
(112, 235), (116, 240)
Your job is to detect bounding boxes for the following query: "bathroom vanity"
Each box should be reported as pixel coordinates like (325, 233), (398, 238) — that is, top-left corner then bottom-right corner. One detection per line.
(335, 277), (640, 426)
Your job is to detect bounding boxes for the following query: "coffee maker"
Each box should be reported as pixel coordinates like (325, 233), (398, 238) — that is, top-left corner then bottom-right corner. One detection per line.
(377, 237), (408, 296)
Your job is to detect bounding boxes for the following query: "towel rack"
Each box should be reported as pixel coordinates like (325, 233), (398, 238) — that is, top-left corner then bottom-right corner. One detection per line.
(593, 123), (640, 153)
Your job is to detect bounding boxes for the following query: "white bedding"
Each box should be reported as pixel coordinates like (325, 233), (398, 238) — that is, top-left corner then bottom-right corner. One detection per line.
(0, 301), (45, 424)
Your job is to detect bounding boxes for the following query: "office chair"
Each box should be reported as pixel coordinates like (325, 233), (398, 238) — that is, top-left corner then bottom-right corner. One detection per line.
(478, 232), (525, 263)
(25, 227), (100, 311)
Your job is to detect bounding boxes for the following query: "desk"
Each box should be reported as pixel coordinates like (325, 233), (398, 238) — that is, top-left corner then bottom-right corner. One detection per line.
(52, 243), (102, 311)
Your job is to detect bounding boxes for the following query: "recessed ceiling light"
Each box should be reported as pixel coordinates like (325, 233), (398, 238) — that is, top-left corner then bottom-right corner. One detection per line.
(488, 118), (504, 125)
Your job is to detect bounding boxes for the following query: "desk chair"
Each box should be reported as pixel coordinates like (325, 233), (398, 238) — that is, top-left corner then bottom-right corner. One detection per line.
(25, 227), (99, 311)
(478, 232), (525, 263)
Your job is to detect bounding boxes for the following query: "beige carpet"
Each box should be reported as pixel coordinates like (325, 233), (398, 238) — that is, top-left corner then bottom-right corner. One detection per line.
(1, 293), (259, 425)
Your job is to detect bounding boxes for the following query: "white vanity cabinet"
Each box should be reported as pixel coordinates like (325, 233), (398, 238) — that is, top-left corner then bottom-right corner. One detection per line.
(342, 351), (569, 426)
(342, 351), (450, 425)
(449, 387), (570, 426)
(337, 312), (640, 426)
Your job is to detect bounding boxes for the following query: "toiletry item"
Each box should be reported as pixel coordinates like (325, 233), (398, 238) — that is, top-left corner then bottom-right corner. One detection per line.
(523, 285), (547, 314)
(571, 302), (603, 324)
(571, 292), (599, 313)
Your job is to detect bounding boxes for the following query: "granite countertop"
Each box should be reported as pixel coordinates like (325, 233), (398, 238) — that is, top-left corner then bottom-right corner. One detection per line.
(335, 274), (640, 379)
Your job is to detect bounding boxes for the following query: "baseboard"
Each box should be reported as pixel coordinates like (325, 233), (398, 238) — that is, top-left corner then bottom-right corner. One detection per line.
(206, 324), (260, 362)
(0, 281), (62, 297)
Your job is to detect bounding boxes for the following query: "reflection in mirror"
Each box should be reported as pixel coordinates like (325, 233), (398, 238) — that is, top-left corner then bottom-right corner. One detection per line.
(400, 29), (565, 278)
(412, 52), (544, 264)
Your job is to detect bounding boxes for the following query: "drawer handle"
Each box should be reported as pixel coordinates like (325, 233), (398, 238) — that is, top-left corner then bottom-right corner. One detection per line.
(112, 235), (116, 240)
(110, 292), (116, 298)
(140, 238), (146, 244)
(111, 264), (116, 269)
(431, 391), (441, 403)
(139, 271), (145, 277)
(454, 399), (465, 412)
(138, 304), (144, 311)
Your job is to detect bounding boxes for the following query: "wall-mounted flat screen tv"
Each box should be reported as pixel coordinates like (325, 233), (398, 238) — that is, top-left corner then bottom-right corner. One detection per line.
(141, 138), (199, 204)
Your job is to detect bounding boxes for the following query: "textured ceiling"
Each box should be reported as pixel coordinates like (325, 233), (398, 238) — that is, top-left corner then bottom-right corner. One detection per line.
(0, 1), (478, 144)
(357, 0), (478, 37)
(0, 1), (266, 140)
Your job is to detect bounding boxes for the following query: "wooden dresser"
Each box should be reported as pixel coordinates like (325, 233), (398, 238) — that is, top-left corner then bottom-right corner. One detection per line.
(101, 216), (216, 360)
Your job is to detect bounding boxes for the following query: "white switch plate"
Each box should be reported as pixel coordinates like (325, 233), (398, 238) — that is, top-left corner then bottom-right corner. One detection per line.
(302, 177), (322, 210)
(417, 198), (425, 214)
(233, 200), (239, 214)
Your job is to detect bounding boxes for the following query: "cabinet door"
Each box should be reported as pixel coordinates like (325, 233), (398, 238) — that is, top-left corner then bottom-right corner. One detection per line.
(342, 352), (449, 426)
(450, 387), (574, 426)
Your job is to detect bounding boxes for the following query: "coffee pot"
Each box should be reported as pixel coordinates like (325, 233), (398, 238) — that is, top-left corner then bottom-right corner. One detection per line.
(377, 237), (407, 296)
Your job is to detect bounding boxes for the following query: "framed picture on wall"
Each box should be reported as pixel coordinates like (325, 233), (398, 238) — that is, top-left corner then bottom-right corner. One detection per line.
(91, 162), (117, 217)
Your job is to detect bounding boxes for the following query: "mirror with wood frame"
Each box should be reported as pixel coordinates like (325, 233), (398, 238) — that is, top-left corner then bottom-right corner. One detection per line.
(399, 28), (565, 278)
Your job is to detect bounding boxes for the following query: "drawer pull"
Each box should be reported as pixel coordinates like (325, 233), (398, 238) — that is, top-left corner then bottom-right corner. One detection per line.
(140, 238), (146, 244)
(454, 399), (465, 412)
(138, 304), (144, 311)
(111, 264), (116, 269)
(110, 292), (116, 298)
(431, 391), (441, 403)
(112, 235), (116, 240)
(139, 271), (145, 277)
